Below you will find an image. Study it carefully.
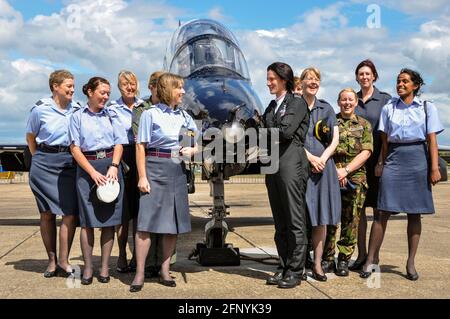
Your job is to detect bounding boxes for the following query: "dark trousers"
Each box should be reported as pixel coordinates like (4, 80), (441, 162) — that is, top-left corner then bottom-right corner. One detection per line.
(265, 144), (309, 276)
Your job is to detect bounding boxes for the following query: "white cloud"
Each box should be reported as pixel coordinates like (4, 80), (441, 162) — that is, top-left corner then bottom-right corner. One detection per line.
(0, 0), (23, 47)
(352, 0), (450, 16)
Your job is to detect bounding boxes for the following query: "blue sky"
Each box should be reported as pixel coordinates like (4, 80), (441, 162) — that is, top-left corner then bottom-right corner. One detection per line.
(1, 0), (450, 144)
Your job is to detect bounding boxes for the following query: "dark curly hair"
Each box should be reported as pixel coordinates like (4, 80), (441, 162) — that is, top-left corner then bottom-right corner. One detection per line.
(82, 77), (110, 96)
(398, 68), (425, 96)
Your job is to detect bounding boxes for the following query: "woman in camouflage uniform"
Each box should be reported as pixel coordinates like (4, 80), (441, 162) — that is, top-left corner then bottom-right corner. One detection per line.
(323, 88), (373, 276)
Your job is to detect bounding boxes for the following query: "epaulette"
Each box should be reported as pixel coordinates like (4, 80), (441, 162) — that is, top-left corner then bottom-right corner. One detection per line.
(106, 100), (118, 108)
(317, 98), (331, 105)
(35, 99), (44, 106)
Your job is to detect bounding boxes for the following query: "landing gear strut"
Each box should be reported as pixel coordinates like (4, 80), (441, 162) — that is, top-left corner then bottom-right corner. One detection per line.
(193, 166), (240, 266)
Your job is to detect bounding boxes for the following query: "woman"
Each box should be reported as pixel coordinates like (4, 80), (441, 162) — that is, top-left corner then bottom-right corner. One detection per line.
(108, 70), (143, 273)
(69, 77), (128, 285)
(293, 76), (303, 96)
(263, 62), (309, 289)
(130, 73), (198, 292)
(132, 71), (176, 278)
(25, 70), (79, 277)
(323, 88), (373, 276)
(351, 60), (391, 271)
(300, 67), (341, 281)
(360, 69), (443, 280)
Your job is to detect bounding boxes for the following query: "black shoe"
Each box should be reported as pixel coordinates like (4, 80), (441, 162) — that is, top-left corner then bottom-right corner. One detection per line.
(43, 269), (57, 278)
(359, 264), (378, 278)
(81, 276), (93, 285)
(266, 272), (284, 285)
(335, 260), (349, 277)
(406, 269), (419, 281)
(159, 278), (176, 287)
(98, 275), (110, 283)
(277, 274), (301, 289)
(349, 257), (367, 271)
(311, 269), (327, 282)
(130, 283), (143, 292)
(56, 265), (74, 277)
(321, 260), (336, 273)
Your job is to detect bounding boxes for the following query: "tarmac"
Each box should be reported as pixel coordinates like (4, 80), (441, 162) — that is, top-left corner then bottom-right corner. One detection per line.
(0, 180), (449, 299)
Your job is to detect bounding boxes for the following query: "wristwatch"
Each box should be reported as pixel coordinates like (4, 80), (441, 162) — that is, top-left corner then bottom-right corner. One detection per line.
(344, 166), (350, 174)
(109, 162), (119, 168)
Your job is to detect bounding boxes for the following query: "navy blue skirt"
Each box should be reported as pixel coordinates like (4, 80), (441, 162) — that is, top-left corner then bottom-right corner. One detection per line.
(137, 156), (191, 234)
(76, 157), (124, 228)
(378, 142), (434, 214)
(29, 150), (78, 216)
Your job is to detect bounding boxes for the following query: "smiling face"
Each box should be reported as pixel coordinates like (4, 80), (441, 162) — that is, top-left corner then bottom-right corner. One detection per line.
(170, 82), (185, 107)
(338, 90), (358, 118)
(356, 66), (375, 90)
(266, 70), (286, 96)
(397, 73), (418, 99)
(53, 78), (75, 104)
(118, 76), (137, 100)
(88, 83), (110, 110)
(301, 71), (320, 97)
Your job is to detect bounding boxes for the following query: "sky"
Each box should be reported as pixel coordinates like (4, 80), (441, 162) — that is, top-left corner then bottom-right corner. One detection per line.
(1, 0), (450, 144)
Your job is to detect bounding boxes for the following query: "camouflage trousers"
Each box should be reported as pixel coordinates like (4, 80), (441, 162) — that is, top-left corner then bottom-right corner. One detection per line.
(323, 184), (367, 262)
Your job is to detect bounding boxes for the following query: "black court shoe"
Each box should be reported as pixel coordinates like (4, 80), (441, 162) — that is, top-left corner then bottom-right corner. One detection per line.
(406, 269), (419, 281)
(56, 265), (74, 277)
(311, 270), (327, 282)
(130, 284), (143, 293)
(349, 257), (367, 271)
(43, 269), (57, 278)
(98, 275), (110, 283)
(81, 276), (93, 285)
(159, 277), (176, 287)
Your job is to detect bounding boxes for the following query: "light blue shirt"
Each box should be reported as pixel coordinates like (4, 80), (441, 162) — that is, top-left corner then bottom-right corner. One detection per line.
(26, 97), (81, 146)
(137, 103), (199, 149)
(378, 97), (444, 143)
(69, 105), (129, 152)
(107, 97), (143, 144)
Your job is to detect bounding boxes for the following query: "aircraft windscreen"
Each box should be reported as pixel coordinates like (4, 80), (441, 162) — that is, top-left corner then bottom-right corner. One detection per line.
(169, 37), (250, 79)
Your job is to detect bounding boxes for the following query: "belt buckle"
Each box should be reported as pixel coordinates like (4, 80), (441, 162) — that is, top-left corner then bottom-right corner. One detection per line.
(96, 150), (106, 159)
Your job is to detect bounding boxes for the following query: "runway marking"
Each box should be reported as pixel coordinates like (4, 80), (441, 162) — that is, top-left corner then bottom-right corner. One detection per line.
(0, 229), (39, 261)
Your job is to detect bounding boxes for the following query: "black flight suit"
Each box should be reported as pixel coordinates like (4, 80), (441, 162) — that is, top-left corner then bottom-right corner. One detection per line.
(263, 93), (310, 278)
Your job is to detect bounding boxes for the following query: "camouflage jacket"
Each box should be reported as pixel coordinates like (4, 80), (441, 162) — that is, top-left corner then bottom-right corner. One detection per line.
(132, 97), (153, 138)
(334, 113), (373, 185)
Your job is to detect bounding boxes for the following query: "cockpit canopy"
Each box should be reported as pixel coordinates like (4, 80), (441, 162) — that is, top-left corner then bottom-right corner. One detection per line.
(164, 19), (250, 79)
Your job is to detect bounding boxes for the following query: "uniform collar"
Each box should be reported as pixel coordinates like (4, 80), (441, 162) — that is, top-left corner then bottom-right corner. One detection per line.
(157, 103), (181, 114)
(46, 97), (74, 115)
(337, 112), (358, 124)
(83, 104), (108, 115)
(357, 86), (382, 106)
(117, 96), (141, 109)
(395, 96), (422, 108)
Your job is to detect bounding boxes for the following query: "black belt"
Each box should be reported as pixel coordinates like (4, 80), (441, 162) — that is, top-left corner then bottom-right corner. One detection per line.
(38, 144), (70, 153)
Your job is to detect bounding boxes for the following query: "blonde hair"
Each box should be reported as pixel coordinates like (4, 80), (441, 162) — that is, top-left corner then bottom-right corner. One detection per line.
(49, 70), (74, 92)
(337, 87), (358, 102)
(148, 71), (165, 89)
(300, 67), (321, 81)
(118, 70), (139, 97)
(157, 73), (184, 106)
(294, 76), (301, 88)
